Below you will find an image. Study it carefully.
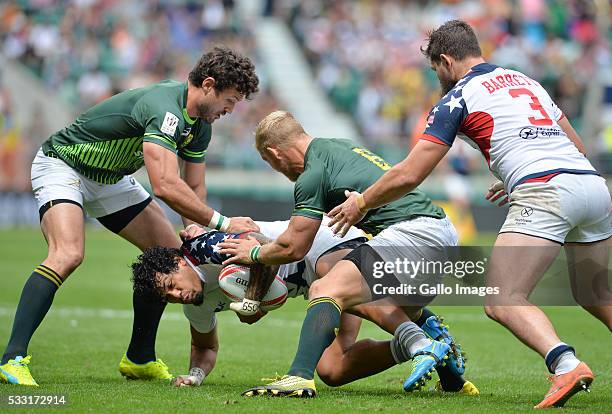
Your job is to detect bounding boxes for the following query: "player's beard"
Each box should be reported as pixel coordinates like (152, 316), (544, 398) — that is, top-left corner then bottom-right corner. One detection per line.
(196, 96), (224, 123)
(440, 77), (458, 95)
(197, 102), (215, 122)
(192, 281), (206, 306)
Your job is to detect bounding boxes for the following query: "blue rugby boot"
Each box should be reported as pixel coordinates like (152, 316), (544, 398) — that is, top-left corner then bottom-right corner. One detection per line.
(403, 340), (450, 392)
(421, 315), (466, 376)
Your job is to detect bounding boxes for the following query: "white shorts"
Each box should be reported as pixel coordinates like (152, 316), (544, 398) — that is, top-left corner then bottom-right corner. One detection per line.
(500, 174), (612, 244)
(31, 149), (150, 219)
(366, 216), (459, 284)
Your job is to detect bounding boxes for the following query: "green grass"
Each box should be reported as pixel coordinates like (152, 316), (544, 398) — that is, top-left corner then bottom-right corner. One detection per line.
(0, 228), (610, 413)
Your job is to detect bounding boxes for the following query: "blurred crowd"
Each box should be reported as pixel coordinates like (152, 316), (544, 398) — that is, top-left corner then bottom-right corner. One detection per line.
(0, 0), (276, 190)
(0, 0), (609, 195)
(280, 0), (609, 165)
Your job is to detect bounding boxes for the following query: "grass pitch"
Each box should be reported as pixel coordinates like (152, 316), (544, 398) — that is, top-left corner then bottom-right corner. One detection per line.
(0, 228), (610, 413)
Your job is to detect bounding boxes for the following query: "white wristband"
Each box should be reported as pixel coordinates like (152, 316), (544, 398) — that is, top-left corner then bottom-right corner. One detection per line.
(219, 216), (231, 232)
(208, 210), (230, 232)
(188, 367), (205, 386)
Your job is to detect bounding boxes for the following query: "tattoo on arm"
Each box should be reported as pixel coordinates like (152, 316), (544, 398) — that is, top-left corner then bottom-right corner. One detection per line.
(245, 264), (279, 302)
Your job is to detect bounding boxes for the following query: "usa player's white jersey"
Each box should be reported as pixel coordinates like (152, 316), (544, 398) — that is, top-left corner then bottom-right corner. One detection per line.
(421, 63), (598, 192)
(256, 217), (366, 295)
(183, 219), (366, 333)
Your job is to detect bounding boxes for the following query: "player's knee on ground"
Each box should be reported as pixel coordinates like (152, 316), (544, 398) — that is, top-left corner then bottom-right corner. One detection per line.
(316, 341), (345, 387)
(317, 338), (380, 387)
(316, 358), (350, 387)
(317, 367), (346, 387)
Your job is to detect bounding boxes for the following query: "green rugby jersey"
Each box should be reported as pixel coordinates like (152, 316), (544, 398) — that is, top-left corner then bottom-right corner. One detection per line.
(42, 80), (211, 184)
(293, 138), (445, 236)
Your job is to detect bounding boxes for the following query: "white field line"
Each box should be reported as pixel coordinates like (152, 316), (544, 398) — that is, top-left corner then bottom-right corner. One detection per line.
(0, 305), (300, 327)
(0, 305), (488, 329)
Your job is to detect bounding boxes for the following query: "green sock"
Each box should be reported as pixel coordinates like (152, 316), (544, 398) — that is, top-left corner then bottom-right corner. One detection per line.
(1, 265), (62, 364)
(287, 298), (341, 380)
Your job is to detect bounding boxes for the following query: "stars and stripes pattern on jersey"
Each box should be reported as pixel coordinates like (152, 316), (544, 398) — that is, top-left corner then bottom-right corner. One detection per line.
(181, 230), (242, 266)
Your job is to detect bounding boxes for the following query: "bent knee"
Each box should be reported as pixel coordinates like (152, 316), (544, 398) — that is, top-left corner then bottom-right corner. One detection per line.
(308, 280), (347, 309)
(308, 275), (363, 309)
(317, 367), (347, 387)
(318, 374), (345, 387)
(308, 279), (328, 299)
(45, 250), (84, 277)
(484, 304), (501, 322)
(484, 304), (519, 323)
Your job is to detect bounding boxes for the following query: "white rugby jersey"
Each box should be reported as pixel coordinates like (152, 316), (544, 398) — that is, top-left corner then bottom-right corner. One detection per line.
(183, 219), (366, 333)
(421, 63), (598, 192)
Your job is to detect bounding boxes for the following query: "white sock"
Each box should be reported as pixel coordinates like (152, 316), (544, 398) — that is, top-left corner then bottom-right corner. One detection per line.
(552, 351), (580, 375)
(408, 337), (433, 356)
(390, 322), (434, 362)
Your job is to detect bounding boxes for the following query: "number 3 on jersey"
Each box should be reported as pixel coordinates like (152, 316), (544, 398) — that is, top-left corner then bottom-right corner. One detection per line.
(509, 88), (553, 126)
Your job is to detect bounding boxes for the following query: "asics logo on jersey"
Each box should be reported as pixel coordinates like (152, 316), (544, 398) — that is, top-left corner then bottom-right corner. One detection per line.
(133, 150), (144, 159)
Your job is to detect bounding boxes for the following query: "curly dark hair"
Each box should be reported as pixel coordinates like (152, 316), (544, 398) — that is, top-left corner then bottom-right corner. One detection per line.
(131, 246), (182, 299)
(188, 46), (259, 99)
(421, 20), (482, 64)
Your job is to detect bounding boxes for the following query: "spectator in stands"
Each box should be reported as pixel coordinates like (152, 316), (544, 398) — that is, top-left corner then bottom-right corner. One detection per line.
(282, 0), (607, 163)
(0, 0), (280, 169)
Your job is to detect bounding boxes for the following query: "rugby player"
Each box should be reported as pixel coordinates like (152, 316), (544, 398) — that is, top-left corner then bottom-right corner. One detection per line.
(219, 112), (463, 396)
(0, 47), (259, 386)
(328, 20), (611, 408)
(130, 221), (477, 394)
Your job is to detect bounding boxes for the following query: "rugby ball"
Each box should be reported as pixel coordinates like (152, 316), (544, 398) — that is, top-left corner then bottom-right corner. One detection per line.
(218, 264), (288, 311)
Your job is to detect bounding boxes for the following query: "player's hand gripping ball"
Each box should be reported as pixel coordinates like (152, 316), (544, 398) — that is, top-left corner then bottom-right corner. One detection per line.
(218, 265), (288, 311)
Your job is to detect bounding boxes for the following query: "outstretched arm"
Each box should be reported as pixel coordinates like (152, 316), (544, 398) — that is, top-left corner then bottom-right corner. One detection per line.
(180, 160), (207, 228)
(328, 140), (450, 236)
(219, 215), (321, 265)
(172, 324), (219, 387)
(144, 143), (259, 233)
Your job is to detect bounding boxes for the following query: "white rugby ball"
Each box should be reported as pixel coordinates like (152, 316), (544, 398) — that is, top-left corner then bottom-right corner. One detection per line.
(218, 264), (288, 311)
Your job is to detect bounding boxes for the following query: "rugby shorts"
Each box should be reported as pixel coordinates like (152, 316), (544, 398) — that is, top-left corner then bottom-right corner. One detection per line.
(500, 173), (611, 244)
(31, 148), (150, 219)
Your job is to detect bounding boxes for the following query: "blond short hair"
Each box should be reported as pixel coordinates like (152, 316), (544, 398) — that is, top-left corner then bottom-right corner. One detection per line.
(255, 110), (305, 153)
